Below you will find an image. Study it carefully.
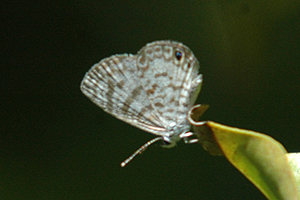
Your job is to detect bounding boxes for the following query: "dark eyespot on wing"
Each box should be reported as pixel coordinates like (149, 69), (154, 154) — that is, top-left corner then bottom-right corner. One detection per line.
(175, 51), (182, 60)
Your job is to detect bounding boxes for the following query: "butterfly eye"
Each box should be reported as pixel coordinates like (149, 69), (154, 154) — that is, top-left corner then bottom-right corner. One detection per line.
(175, 51), (182, 61)
(162, 139), (171, 146)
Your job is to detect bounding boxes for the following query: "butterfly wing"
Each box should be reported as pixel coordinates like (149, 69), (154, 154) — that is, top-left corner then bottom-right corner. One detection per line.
(81, 54), (168, 135)
(136, 41), (202, 131)
(81, 41), (202, 137)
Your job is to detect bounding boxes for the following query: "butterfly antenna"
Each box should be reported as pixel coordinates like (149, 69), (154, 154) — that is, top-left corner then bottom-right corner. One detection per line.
(121, 137), (162, 167)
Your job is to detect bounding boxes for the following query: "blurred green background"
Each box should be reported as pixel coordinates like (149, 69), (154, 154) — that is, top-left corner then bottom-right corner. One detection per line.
(2, 0), (300, 199)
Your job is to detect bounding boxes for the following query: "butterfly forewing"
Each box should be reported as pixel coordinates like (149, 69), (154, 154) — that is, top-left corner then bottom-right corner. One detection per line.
(81, 54), (168, 135)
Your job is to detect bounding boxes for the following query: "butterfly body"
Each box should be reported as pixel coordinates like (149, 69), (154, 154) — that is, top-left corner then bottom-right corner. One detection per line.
(81, 41), (202, 165)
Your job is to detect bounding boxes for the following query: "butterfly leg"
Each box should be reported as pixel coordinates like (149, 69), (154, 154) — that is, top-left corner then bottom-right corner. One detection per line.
(179, 131), (199, 144)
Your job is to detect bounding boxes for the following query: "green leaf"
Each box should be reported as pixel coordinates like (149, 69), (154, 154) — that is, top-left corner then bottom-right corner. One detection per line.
(188, 104), (298, 200)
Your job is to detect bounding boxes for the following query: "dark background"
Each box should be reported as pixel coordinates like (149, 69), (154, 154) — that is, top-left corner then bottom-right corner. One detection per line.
(2, 0), (300, 199)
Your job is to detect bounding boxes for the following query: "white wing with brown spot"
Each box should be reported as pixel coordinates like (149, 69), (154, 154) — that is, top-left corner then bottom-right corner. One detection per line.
(80, 41), (202, 138)
(136, 41), (202, 132)
(81, 54), (169, 135)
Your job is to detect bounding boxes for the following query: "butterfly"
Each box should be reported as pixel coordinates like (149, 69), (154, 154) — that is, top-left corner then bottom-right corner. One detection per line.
(80, 40), (202, 166)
